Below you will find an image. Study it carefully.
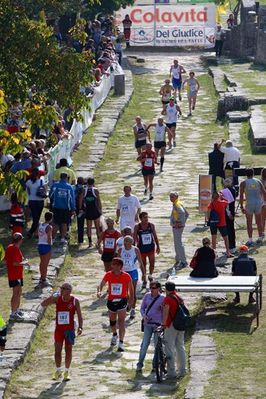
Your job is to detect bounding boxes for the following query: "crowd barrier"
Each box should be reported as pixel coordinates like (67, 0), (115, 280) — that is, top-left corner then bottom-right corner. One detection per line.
(0, 63), (123, 210)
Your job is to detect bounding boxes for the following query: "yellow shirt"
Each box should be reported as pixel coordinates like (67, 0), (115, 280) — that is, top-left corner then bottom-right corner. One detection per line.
(170, 199), (186, 226)
(53, 166), (76, 184)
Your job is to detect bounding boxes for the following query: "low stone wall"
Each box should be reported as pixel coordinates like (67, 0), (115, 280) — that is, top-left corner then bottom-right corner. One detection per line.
(255, 6), (266, 65)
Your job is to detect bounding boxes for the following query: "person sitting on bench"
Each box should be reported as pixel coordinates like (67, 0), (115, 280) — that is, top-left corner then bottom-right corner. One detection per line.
(231, 245), (257, 304)
(189, 237), (218, 278)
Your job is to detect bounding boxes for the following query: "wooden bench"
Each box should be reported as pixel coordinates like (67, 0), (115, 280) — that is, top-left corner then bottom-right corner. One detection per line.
(167, 274), (263, 327)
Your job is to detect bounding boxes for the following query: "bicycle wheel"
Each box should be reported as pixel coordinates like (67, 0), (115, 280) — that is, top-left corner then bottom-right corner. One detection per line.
(154, 343), (164, 383)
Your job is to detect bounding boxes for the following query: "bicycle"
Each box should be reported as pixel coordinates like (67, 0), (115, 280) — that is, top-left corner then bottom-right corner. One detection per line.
(154, 327), (167, 383)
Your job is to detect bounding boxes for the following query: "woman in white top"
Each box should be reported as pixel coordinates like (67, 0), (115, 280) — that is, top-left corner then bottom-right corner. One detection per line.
(162, 97), (182, 148)
(26, 168), (46, 239)
(38, 211), (53, 287)
(118, 235), (144, 319)
(146, 118), (171, 172)
(182, 71), (200, 117)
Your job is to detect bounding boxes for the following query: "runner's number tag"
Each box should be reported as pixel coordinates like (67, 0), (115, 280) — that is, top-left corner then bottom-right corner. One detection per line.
(142, 233), (152, 245)
(104, 238), (115, 249)
(111, 283), (122, 296)
(58, 311), (70, 325)
(144, 158), (153, 167)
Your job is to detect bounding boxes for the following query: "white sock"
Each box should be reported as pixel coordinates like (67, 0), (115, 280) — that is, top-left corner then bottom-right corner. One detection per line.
(65, 368), (69, 372)
(57, 367), (62, 372)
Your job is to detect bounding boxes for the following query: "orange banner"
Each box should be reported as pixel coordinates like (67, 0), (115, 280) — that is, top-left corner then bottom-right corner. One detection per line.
(199, 175), (212, 213)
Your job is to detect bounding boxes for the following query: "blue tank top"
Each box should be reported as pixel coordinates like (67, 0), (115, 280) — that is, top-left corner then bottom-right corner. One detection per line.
(137, 223), (155, 253)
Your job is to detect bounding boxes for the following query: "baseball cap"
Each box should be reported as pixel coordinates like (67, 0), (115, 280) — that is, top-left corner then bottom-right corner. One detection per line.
(169, 96), (175, 100)
(239, 245), (248, 252)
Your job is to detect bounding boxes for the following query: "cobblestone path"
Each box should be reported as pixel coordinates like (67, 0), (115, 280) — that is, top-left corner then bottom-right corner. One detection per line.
(7, 53), (228, 399)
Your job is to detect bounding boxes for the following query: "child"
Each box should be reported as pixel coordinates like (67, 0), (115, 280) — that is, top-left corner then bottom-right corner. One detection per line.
(9, 192), (25, 235)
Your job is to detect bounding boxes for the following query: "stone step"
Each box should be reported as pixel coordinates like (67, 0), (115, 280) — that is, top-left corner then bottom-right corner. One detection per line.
(226, 111), (251, 122)
(250, 105), (266, 151)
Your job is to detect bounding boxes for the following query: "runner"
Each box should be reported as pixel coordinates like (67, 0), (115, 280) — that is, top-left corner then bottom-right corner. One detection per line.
(116, 226), (132, 252)
(159, 79), (174, 112)
(138, 143), (158, 200)
(116, 185), (141, 231)
(239, 168), (266, 246)
(133, 116), (150, 155)
(162, 97), (182, 148)
(182, 71), (200, 117)
(146, 117), (171, 172)
(118, 236), (145, 319)
(97, 217), (121, 272)
(133, 212), (160, 289)
(169, 59), (186, 101)
(37, 211), (53, 287)
(79, 177), (102, 247)
(97, 257), (134, 351)
(41, 283), (83, 381)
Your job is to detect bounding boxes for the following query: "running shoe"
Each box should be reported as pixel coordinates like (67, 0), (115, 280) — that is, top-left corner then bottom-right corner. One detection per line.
(111, 334), (118, 346)
(148, 274), (153, 282)
(60, 238), (68, 245)
(149, 194), (154, 201)
(9, 312), (24, 321)
(187, 112), (192, 117)
(63, 371), (71, 381)
(117, 342), (125, 352)
(192, 105), (195, 110)
(173, 141), (176, 147)
(144, 188), (148, 196)
(136, 366), (143, 372)
(52, 370), (63, 380)
(130, 308), (136, 319)
(256, 237), (263, 244)
(245, 240), (254, 247)
(160, 167), (163, 173)
(142, 281), (147, 289)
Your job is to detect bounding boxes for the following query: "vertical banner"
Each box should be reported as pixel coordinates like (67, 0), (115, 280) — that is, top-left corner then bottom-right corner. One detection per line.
(116, 4), (216, 47)
(199, 175), (212, 213)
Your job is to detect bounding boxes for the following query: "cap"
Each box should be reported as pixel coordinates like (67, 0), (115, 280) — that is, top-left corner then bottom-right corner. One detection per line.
(239, 245), (248, 252)
(169, 96), (175, 100)
(123, 226), (132, 232)
(13, 232), (24, 241)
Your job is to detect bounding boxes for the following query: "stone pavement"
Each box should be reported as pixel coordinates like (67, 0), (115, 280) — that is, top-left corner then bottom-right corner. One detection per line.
(5, 53), (233, 399)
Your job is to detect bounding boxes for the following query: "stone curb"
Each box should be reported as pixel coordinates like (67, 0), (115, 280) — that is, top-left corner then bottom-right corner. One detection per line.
(0, 59), (134, 398)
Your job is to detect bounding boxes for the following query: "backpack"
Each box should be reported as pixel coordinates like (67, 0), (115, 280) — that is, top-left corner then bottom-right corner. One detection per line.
(171, 296), (191, 331)
(36, 179), (47, 199)
(207, 209), (219, 227)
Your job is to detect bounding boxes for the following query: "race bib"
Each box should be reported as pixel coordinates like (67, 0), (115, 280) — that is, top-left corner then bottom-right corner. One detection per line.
(122, 205), (129, 213)
(58, 311), (70, 325)
(144, 158), (153, 167)
(142, 233), (152, 245)
(104, 238), (115, 249)
(111, 283), (122, 296)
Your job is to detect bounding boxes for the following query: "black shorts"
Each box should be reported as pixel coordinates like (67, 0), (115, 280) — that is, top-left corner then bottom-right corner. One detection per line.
(154, 141), (166, 149)
(9, 279), (23, 288)
(101, 252), (115, 262)
(166, 122), (176, 129)
(85, 209), (101, 221)
(53, 208), (71, 225)
(210, 225), (228, 237)
(135, 139), (146, 149)
(142, 168), (155, 176)
(107, 298), (128, 313)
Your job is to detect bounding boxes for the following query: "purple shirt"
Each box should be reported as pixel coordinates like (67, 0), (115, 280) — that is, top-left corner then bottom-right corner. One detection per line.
(140, 292), (165, 326)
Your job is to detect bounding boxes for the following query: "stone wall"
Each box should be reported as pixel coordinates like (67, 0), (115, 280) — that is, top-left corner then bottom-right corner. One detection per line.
(255, 6), (266, 65)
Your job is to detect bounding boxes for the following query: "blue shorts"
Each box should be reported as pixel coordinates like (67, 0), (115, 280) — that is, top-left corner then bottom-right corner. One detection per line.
(127, 269), (139, 282)
(172, 78), (182, 90)
(38, 244), (52, 255)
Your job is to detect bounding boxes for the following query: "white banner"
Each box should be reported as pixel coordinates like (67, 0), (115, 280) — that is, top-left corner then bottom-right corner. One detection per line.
(116, 4), (216, 47)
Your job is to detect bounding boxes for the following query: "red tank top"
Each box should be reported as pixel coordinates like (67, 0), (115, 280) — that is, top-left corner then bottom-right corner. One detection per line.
(102, 229), (121, 253)
(56, 295), (76, 330)
(142, 150), (156, 170)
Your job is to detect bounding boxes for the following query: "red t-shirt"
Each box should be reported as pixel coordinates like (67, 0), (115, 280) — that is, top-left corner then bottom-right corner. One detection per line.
(26, 168), (46, 180)
(102, 230), (121, 253)
(56, 295), (76, 331)
(208, 199), (228, 227)
(5, 244), (23, 280)
(141, 150), (156, 170)
(103, 271), (131, 300)
(163, 293), (182, 327)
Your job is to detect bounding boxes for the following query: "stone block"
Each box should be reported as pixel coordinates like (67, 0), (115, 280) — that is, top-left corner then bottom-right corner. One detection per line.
(114, 73), (125, 96)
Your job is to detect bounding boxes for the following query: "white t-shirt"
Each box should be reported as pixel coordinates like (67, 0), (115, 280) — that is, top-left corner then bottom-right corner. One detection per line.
(221, 146), (240, 166)
(117, 195), (141, 230)
(166, 104), (178, 124)
(26, 178), (45, 201)
(155, 123), (167, 142)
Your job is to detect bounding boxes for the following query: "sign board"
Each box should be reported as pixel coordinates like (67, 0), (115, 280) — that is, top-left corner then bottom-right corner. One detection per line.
(198, 175), (212, 213)
(116, 4), (216, 47)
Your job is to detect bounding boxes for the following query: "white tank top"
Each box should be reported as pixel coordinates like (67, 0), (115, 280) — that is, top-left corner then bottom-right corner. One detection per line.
(166, 104), (178, 124)
(171, 65), (181, 80)
(38, 223), (52, 245)
(121, 246), (138, 272)
(155, 123), (167, 142)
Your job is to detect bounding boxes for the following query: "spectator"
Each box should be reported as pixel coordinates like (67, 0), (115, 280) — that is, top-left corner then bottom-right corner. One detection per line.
(220, 178), (236, 253)
(114, 37), (123, 65)
(53, 158), (76, 185)
(214, 25), (225, 57)
(218, 139), (240, 186)
(10, 150), (32, 173)
(63, 106), (74, 132)
(162, 281), (187, 379)
(38, 211), (53, 287)
(122, 14), (132, 48)
(208, 142), (224, 191)
(0, 149), (14, 171)
(136, 281), (164, 372)
(9, 192), (25, 235)
(260, 167), (266, 237)
(75, 176), (85, 245)
(4, 233), (29, 321)
(227, 13), (236, 29)
(0, 314), (7, 354)
(6, 113), (21, 134)
(169, 191), (189, 268)
(232, 245), (257, 303)
(207, 191), (233, 257)
(94, 68), (103, 83)
(190, 237), (218, 277)
(26, 168), (46, 239)
(49, 172), (76, 244)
